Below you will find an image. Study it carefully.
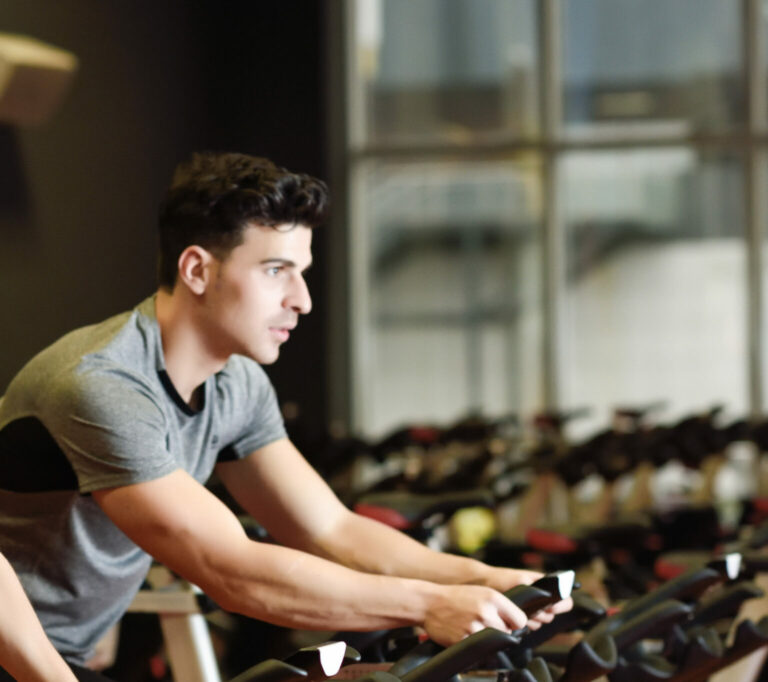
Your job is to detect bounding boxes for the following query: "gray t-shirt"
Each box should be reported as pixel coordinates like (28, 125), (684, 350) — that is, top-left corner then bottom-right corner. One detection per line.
(0, 295), (286, 663)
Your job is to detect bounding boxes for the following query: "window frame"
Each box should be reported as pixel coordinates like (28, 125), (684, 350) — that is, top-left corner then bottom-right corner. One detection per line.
(328, 0), (767, 435)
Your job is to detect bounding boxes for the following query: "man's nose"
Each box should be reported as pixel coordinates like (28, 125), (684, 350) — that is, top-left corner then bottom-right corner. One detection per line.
(285, 275), (312, 315)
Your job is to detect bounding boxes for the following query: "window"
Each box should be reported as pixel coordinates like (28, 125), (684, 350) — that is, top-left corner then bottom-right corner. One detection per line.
(561, 149), (747, 434)
(338, 0), (765, 438)
(353, 0), (540, 145)
(356, 157), (543, 435)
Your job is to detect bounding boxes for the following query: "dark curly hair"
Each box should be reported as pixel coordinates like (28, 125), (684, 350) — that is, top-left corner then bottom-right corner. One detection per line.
(157, 151), (329, 289)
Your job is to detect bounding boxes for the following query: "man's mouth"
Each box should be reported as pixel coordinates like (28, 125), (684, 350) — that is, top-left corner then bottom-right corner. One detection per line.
(270, 326), (294, 342)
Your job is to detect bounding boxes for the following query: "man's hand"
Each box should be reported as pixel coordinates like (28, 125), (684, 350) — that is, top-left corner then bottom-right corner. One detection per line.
(479, 566), (574, 630)
(422, 584), (528, 646)
(481, 566), (542, 590)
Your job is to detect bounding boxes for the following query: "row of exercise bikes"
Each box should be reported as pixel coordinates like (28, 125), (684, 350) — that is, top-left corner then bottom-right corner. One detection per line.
(108, 404), (768, 681)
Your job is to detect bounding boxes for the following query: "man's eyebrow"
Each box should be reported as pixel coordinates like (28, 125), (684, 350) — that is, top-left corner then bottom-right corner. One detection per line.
(260, 258), (313, 273)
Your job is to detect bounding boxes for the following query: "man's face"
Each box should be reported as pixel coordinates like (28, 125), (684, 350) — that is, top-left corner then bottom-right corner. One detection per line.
(203, 222), (313, 364)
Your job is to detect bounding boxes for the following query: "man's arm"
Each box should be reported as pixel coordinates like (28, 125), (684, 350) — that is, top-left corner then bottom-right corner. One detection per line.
(92, 468), (528, 646)
(216, 439), (571, 619)
(0, 553), (78, 682)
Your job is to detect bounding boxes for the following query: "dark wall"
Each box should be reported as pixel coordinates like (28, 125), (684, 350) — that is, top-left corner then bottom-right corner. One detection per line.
(0, 2), (329, 435)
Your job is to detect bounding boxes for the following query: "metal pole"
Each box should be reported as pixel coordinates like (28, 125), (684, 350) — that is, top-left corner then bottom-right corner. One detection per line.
(540, 0), (564, 408)
(744, 0), (766, 416)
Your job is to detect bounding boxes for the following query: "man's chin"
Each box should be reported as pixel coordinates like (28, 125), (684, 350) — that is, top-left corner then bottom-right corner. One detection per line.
(249, 347), (281, 365)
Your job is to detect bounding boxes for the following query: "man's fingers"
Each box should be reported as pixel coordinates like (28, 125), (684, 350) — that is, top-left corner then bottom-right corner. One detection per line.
(469, 620), (486, 635)
(547, 596), (574, 615)
(530, 609), (555, 624)
(511, 569), (542, 586)
(495, 594), (528, 630)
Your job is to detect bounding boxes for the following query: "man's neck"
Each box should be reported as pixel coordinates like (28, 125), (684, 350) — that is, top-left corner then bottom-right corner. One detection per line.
(154, 288), (227, 405)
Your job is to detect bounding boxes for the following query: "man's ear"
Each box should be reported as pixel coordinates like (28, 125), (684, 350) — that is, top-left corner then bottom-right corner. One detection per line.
(177, 246), (215, 295)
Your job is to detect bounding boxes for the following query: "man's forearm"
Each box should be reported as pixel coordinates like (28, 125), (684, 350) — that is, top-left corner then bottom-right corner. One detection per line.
(0, 555), (78, 682)
(298, 509), (530, 589)
(178, 535), (443, 630)
(182, 538), (528, 646)
(293, 512), (573, 631)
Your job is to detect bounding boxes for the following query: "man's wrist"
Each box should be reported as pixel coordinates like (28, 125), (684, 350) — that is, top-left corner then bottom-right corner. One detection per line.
(378, 574), (445, 626)
(455, 556), (496, 586)
(476, 564), (542, 592)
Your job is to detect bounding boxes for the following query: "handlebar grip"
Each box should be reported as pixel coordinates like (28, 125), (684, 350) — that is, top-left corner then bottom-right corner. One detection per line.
(283, 641), (360, 679)
(747, 519), (768, 549)
(514, 590), (605, 658)
(600, 599), (692, 651)
(398, 629), (522, 682)
(229, 660), (308, 682)
(707, 553), (741, 580)
(559, 634), (617, 682)
(688, 582), (763, 629)
(347, 674), (405, 682)
(505, 585), (556, 616)
(603, 566), (721, 630)
(505, 570), (576, 616)
(388, 640), (442, 678)
(530, 571), (577, 600)
(742, 552), (768, 575)
(507, 657), (554, 682)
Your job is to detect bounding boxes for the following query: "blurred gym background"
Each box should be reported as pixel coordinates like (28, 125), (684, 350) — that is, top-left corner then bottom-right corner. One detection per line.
(0, 0), (765, 443)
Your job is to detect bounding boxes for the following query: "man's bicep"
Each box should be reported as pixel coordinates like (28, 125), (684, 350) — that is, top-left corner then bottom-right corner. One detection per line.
(215, 438), (349, 549)
(92, 470), (249, 584)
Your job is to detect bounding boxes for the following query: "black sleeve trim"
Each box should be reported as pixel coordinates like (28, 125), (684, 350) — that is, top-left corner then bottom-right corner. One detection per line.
(0, 417), (79, 492)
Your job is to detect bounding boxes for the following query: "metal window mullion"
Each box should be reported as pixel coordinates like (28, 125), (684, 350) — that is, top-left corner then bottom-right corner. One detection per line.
(336, 0), (376, 434)
(349, 131), (768, 161)
(746, 154), (767, 417)
(348, 164), (373, 434)
(540, 0), (564, 409)
(327, 0), (354, 431)
(745, 0), (766, 416)
(346, 0), (367, 151)
(344, 1), (374, 434)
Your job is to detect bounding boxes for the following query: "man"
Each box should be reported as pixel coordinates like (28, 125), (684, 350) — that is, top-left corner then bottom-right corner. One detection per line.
(0, 152), (570, 679)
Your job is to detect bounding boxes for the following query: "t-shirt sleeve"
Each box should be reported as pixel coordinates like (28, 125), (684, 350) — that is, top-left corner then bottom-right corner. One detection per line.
(216, 358), (287, 461)
(47, 367), (178, 493)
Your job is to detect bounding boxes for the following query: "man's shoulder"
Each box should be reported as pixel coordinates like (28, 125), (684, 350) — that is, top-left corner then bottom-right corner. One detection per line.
(3, 299), (162, 413)
(30, 299), (155, 368)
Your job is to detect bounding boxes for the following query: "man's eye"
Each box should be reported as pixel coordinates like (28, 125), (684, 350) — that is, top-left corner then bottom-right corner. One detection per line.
(266, 266), (282, 276)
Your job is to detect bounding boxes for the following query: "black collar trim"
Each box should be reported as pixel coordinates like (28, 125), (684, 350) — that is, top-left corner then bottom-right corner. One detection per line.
(157, 369), (204, 416)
